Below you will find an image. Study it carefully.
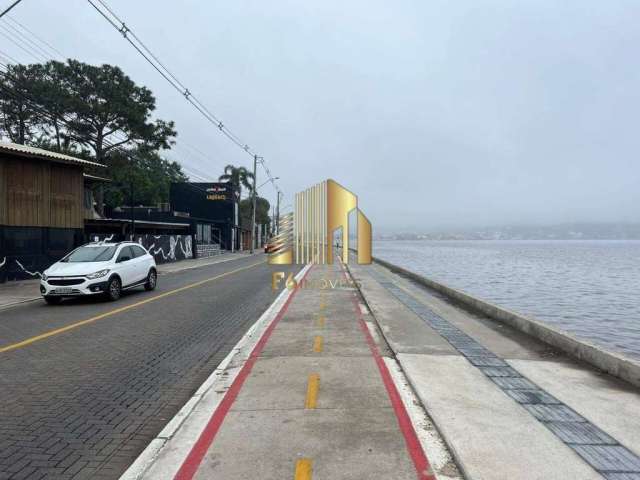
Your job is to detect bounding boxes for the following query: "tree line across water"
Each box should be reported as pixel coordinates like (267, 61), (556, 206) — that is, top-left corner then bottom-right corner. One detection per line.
(0, 59), (270, 228)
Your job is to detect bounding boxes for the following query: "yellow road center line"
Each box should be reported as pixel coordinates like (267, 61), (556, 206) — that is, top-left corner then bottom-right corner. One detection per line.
(0, 260), (265, 354)
(294, 458), (313, 480)
(313, 335), (323, 352)
(316, 315), (325, 328)
(305, 373), (320, 409)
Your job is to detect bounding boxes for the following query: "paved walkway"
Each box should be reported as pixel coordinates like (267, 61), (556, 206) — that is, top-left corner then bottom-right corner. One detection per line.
(133, 262), (458, 480)
(0, 252), (253, 309)
(349, 261), (640, 480)
(132, 259), (640, 480)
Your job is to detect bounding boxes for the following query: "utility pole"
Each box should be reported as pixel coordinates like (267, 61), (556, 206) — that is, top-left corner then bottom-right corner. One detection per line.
(0, 0), (24, 18)
(276, 191), (281, 234)
(250, 155), (258, 253)
(270, 204), (275, 236)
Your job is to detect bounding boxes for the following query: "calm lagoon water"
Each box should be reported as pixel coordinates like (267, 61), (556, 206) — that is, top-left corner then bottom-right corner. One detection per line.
(374, 240), (640, 361)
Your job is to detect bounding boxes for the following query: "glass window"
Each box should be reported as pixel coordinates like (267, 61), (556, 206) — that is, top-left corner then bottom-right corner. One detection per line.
(197, 223), (212, 244)
(197, 224), (203, 244)
(63, 246), (117, 262)
(132, 245), (147, 258)
(116, 246), (134, 262)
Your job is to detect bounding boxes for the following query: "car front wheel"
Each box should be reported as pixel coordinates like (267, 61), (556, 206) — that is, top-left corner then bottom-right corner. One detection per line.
(44, 296), (62, 305)
(106, 276), (121, 301)
(144, 269), (157, 291)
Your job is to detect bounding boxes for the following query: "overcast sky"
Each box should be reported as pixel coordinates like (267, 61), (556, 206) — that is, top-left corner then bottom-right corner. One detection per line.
(3, 0), (639, 231)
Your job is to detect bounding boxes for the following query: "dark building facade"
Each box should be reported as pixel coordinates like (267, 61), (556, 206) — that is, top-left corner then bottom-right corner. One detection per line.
(169, 182), (241, 251)
(105, 182), (242, 254)
(0, 142), (104, 282)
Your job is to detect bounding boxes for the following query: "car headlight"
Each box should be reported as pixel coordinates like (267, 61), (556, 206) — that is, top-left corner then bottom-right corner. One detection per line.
(86, 269), (110, 279)
(42, 273), (48, 281)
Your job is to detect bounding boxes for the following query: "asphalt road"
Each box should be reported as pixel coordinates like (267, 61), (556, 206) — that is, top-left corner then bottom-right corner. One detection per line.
(0, 254), (300, 480)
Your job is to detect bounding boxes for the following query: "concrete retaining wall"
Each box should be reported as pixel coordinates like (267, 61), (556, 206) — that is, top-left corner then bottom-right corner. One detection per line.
(372, 255), (640, 389)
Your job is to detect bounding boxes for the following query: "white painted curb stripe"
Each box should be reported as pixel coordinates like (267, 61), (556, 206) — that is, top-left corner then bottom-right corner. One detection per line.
(384, 358), (462, 480)
(120, 264), (312, 480)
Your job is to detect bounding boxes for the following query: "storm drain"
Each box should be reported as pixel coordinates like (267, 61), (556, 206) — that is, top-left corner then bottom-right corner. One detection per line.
(370, 270), (640, 478)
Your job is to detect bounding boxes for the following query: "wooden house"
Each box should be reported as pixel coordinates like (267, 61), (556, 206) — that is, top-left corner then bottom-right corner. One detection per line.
(0, 142), (105, 282)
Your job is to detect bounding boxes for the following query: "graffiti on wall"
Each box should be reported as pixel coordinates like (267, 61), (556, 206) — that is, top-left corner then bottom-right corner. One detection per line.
(140, 235), (193, 264)
(0, 256), (44, 279)
(0, 234), (195, 282)
(14, 259), (42, 278)
(89, 234), (194, 264)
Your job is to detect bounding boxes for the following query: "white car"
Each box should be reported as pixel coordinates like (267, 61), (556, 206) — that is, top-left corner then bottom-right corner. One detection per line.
(40, 242), (157, 305)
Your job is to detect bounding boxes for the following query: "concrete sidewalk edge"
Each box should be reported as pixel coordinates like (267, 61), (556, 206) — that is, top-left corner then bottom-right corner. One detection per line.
(371, 256), (640, 389)
(119, 263), (311, 480)
(156, 252), (260, 275)
(347, 265), (464, 480)
(0, 295), (41, 311)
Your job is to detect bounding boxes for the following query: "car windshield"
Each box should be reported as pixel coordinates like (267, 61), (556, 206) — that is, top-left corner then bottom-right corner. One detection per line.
(62, 246), (117, 262)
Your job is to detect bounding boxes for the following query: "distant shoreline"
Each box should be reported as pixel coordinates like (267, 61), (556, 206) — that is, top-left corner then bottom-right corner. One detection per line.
(373, 223), (640, 242)
(374, 238), (640, 242)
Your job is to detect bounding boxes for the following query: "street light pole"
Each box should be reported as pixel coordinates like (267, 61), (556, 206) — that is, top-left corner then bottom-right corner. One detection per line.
(250, 155), (258, 253)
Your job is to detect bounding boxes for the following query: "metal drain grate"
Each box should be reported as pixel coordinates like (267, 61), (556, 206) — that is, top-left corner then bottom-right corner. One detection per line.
(603, 473), (640, 480)
(370, 268), (640, 477)
(504, 389), (560, 405)
(490, 376), (538, 390)
(467, 356), (509, 367)
(479, 366), (521, 377)
(524, 404), (586, 422)
(546, 422), (616, 445)
(573, 445), (640, 472)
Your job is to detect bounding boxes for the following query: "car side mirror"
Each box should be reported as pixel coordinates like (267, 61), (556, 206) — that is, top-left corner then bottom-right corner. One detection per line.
(118, 256), (131, 263)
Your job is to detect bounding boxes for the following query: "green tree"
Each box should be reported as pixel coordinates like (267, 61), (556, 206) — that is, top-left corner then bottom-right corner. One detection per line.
(0, 59), (187, 208)
(239, 197), (271, 230)
(218, 164), (254, 200)
(101, 147), (187, 209)
(0, 63), (40, 144)
(49, 60), (176, 161)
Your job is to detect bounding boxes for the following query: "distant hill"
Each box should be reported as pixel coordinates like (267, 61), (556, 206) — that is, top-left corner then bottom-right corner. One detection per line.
(375, 223), (640, 241)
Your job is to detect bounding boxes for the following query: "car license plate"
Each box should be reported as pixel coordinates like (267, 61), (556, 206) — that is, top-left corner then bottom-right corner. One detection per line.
(54, 288), (73, 294)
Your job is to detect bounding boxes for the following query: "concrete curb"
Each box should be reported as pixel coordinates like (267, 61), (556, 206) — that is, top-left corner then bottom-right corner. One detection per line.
(371, 256), (640, 389)
(119, 263), (311, 480)
(156, 252), (260, 275)
(0, 296), (42, 310)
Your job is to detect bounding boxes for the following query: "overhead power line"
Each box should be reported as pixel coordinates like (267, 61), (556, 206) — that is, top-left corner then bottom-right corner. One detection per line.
(0, 19), (54, 60)
(0, 26), (46, 62)
(86, 0), (282, 198)
(0, 62), (215, 199)
(0, 48), (19, 64)
(0, 30), (219, 184)
(3, 14), (65, 59)
(0, 0), (23, 19)
(0, 12), (277, 205)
